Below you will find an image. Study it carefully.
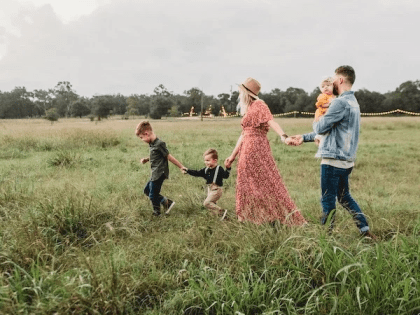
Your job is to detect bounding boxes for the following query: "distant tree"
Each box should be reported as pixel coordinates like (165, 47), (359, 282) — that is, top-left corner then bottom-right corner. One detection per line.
(260, 88), (284, 114)
(154, 84), (172, 97)
(53, 81), (78, 117)
(44, 108), (59, 123)
(280, 87), (308, 112)
(149, 95), (173, 119)
(0, 87), (37, 118)
(355, 89), (386, 113)
(204, 95), (221, 116)
(229, 91), (239, 113)
(395, 80), (420, 111)
(110, 94), (127, 115)
(172, 94), (189, 114)
(217, 93), (230, 111)
(169, 105), (180, 117)
(33, 89), (54, 115)
(70, 98), (91, 118)
(148, 85), (174, 119)
(304, 87), (321, 112)
(126, 94), (150, 116)
(184, 88), (204, 114)
(91, 96), (114, 119)
(126, 96), (140, 116)
(294, 93), (310, 112)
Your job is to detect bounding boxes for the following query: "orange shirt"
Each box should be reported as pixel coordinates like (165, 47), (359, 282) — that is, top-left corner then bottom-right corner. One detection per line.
(315, 93), (334, 119)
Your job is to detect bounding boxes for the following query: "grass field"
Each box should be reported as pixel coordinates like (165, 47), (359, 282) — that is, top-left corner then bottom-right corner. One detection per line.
(0, 116), (419, 314)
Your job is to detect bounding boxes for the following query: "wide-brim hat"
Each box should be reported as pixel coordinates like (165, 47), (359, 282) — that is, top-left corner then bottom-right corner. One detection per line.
(239, 77), (261, 99)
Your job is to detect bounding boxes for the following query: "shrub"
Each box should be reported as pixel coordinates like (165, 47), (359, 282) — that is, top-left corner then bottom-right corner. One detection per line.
(44, 108), (59, 123)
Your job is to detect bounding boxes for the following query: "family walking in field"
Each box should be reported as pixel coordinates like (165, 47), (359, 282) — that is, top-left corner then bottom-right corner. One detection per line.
(136, 65), (376, 239)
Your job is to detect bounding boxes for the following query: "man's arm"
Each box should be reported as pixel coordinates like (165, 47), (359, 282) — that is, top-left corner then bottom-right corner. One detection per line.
(303, 132), (316, 142)
(286, 132), (315, 146)
(313, 99), (346, 134)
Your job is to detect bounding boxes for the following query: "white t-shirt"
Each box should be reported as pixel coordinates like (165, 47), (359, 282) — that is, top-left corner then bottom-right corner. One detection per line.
(321, 158), (354, 169)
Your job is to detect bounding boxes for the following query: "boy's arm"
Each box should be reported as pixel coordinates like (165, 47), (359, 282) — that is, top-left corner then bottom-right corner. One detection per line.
(186, 168), (206, 178)
(222, 167), (231, 179)
(167, 154), (185, 169)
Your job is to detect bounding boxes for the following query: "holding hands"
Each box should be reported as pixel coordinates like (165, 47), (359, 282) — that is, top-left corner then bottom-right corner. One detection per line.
(285, 135), (303, 146)
(224, 156), (235, 169)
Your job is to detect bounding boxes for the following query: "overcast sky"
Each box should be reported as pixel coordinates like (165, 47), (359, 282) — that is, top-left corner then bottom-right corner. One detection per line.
(0, 0), (419, 97)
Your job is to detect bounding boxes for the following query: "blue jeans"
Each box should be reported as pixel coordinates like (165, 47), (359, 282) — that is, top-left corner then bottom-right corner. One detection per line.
(320, 164), (369, 233)
(144, 174), (167, 216)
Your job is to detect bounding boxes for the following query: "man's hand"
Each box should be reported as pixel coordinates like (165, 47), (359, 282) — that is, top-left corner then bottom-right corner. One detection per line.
(287, 135), (303, 146)
(140, 157), (149, 164)
(181, 167), (188, 174)
(314, 138), (320, 146)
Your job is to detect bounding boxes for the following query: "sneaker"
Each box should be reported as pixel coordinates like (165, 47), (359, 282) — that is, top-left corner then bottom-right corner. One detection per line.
(219, 209), (228, 221)
(164, 199), (175, 214)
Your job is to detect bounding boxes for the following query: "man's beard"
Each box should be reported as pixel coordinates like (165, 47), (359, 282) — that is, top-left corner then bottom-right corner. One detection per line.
(332, 83), (339, 96)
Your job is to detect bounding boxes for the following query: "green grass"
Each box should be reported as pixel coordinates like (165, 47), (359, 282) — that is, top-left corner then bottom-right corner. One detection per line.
(0, 116), (419, 314)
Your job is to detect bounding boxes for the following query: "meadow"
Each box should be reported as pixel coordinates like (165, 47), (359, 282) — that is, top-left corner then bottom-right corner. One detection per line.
(0, 116), (419, 314)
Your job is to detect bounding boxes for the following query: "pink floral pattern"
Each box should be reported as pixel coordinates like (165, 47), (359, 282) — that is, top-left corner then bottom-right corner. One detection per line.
(236, 100), (307, 225)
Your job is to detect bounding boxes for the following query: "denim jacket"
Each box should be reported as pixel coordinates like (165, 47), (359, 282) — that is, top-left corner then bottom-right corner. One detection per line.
(303, 91), (361, 162)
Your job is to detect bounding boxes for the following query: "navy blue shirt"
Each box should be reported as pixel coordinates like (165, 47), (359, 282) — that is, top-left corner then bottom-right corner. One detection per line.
(186, 166), (231, 186)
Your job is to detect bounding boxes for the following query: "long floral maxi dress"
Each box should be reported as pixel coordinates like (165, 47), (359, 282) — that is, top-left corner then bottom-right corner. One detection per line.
(236, 100), (307, 225)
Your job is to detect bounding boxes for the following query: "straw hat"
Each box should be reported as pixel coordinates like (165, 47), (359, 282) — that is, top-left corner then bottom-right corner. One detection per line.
(240, 77), (261, 98)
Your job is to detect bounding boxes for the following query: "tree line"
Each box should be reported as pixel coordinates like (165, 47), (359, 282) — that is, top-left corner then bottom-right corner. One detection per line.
(1, 80), (419, 120)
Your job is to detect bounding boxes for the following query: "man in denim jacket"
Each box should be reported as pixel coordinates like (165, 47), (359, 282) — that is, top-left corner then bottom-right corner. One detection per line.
(291, 66), (375, 239)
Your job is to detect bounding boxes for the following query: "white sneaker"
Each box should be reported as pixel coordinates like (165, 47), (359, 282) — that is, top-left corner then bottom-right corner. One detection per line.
(219, 209), (228, 221)
(164, 199), (175, 214)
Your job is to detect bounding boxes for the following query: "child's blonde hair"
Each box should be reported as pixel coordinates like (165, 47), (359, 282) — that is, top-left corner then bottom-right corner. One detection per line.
(320, 77), (333, 88)
(203, 148), (218, 160)
(135, 120), (153, 136)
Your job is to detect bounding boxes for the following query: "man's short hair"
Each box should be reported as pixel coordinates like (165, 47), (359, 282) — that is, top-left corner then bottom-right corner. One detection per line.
(135, 120), (153, 136)
(335, 65), (356, 85)
(203, 148), (218, 160)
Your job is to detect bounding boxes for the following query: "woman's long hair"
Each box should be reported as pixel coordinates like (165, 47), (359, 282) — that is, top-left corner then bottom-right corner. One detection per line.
(238, 85), (258, 116)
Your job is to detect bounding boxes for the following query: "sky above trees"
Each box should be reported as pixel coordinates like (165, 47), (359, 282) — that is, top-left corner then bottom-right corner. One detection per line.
(0, 0), (419, 97)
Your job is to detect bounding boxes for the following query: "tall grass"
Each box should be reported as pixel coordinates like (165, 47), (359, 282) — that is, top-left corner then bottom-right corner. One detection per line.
(0, 117), (419, 314)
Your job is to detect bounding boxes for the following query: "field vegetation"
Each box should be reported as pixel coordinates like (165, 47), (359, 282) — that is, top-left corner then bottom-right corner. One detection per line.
(0, 117), (419, 314)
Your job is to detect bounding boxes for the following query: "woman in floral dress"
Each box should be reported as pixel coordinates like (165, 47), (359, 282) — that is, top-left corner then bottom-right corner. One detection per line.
(225, 77), (307, 226)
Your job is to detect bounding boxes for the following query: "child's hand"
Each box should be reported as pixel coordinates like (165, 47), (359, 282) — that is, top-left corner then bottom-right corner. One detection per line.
(181, 167), (188, 174)
(224, 157), (234, 168)
(140, 158), (149, 164)
(314, 138), (320, 146)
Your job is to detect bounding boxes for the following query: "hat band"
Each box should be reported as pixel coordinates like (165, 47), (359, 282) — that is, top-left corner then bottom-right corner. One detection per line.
(242, 84), (259, 96)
